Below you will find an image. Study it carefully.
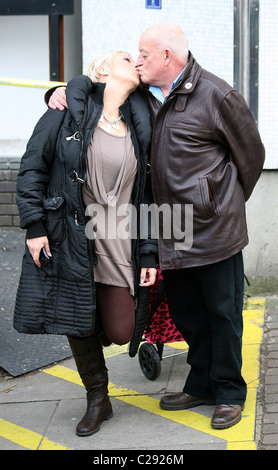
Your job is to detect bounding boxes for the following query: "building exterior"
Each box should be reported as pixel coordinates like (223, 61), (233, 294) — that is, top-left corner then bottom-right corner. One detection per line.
(0, 0), (277, 290)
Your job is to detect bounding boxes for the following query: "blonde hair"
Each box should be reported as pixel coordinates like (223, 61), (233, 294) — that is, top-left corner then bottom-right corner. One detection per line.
(87, 50), (132, 82)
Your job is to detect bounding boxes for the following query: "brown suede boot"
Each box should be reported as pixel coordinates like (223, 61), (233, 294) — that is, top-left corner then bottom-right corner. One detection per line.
(68, 335), (113, 437)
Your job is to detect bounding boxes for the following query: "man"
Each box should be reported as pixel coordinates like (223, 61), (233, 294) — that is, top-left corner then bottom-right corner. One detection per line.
(48, 23), (265, 429)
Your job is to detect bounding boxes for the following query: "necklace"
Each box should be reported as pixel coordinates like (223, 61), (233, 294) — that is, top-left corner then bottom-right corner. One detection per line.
(99, 112), (123, 132)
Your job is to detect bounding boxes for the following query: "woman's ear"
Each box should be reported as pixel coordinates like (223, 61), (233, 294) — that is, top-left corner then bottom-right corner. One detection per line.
(98, 65), (110, 78)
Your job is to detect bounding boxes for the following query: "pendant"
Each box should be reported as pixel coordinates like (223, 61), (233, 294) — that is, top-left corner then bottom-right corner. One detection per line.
(99, 114), (122, 132)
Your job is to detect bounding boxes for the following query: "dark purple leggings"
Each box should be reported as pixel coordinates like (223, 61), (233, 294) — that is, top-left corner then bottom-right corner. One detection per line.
(96, 283), (135, 346)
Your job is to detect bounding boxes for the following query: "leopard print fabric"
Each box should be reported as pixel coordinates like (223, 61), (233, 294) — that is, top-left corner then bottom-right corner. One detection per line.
(144, 269), (184, 344)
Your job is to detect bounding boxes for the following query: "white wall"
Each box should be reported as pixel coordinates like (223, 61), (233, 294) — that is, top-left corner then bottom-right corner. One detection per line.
(259, 0), (278, 169)
(0, 16), (49, 140)
(0, 0), (82, 142)
(64, 0), (82, 82)
(244, 171), (278, 285)
(0, 0), (235, 142)
(82, 0), (234, 85)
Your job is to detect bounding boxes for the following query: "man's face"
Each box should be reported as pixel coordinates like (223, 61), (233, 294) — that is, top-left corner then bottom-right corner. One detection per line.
(136, 33), (165, 86)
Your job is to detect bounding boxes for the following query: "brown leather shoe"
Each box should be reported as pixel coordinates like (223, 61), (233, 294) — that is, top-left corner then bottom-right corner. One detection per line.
(160, 392), (214, 410)
(76, 395), (113, 437)
(211, 404), (243, 429)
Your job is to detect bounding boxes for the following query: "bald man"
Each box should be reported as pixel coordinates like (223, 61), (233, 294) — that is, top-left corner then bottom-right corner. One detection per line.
(48, 23), (265, 429)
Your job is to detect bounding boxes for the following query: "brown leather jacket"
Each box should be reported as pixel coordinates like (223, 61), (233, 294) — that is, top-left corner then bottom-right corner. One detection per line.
(144, 52), (265, 270)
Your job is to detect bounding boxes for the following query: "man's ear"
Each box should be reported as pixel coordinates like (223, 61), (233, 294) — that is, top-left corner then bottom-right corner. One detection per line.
(164, 48), (173, 66)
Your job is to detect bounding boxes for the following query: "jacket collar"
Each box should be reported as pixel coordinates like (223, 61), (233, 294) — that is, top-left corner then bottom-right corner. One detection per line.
(173, 52), (202, 95)
(66, 77), (106, 127)
(66, 77), (134, 128)
(65, 76), (151, 152)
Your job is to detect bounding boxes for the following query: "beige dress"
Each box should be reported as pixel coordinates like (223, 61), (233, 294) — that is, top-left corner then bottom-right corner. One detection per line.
(83, 126), (137, 296)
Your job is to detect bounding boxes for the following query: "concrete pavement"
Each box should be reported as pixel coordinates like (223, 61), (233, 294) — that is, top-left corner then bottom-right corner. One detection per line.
(0, 229), (278, 452)
(1, 297), (277, 451)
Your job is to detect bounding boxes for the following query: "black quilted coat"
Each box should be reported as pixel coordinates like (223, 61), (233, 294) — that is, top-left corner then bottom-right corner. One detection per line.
(14, 76), (157, 337)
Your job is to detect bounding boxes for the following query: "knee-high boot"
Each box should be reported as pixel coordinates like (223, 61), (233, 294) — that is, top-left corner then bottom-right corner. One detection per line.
(67, 334), (113, 437)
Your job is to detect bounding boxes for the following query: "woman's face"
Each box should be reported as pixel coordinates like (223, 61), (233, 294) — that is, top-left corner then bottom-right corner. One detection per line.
(109, 53), (140, 89)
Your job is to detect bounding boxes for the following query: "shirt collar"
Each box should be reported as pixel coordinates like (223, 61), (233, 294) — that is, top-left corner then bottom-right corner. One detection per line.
(149, 65), (187, 104)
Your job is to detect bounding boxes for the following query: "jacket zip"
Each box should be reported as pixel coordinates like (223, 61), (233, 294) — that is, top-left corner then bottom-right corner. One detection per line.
(78, 107), (103, 324)
(74, 106), (103, 226)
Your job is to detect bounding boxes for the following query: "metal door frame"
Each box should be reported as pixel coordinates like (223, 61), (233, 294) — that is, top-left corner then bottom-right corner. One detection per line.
(234, 0), (259, 123)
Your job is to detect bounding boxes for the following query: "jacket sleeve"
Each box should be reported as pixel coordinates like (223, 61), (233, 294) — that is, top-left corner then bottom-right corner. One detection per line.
(44, 85), (64, 105)
(16, 108), (66, 233)
(218, 90), (265, 201)
(139, 169), (158, 268)
(129, 90), (158, 267)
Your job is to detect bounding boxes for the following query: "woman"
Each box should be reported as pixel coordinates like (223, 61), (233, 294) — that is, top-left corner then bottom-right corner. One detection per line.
(14, 51), (157, 437)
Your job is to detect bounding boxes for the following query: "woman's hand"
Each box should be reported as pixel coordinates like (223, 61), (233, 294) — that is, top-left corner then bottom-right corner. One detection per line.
(139, 267), (157, 287)
(26, 236), (51, 268)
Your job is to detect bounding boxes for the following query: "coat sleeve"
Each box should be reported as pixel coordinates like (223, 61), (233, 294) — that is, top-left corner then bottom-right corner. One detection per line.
(139, 167), (158, 268)
(16, 108), (66, 231)
(129, 90), (158, 267)
(44, 85), (63, 105)
(218, 90), (265, 201)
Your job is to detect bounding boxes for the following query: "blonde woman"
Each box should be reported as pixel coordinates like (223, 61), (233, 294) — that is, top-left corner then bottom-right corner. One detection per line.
(14, 51), (157, 436)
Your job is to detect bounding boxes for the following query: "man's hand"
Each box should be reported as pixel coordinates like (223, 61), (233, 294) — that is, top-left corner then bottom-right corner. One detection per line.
(139, 268), (157, 287)
(26, 236), (51, 268)
(48, 86), (68, 111)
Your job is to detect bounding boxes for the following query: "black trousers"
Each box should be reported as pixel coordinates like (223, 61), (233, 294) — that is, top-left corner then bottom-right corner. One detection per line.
(162, 252), (247, 405)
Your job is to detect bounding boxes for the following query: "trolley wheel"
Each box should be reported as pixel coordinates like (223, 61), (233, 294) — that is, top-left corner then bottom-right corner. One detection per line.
(138, 342), (161, 380)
